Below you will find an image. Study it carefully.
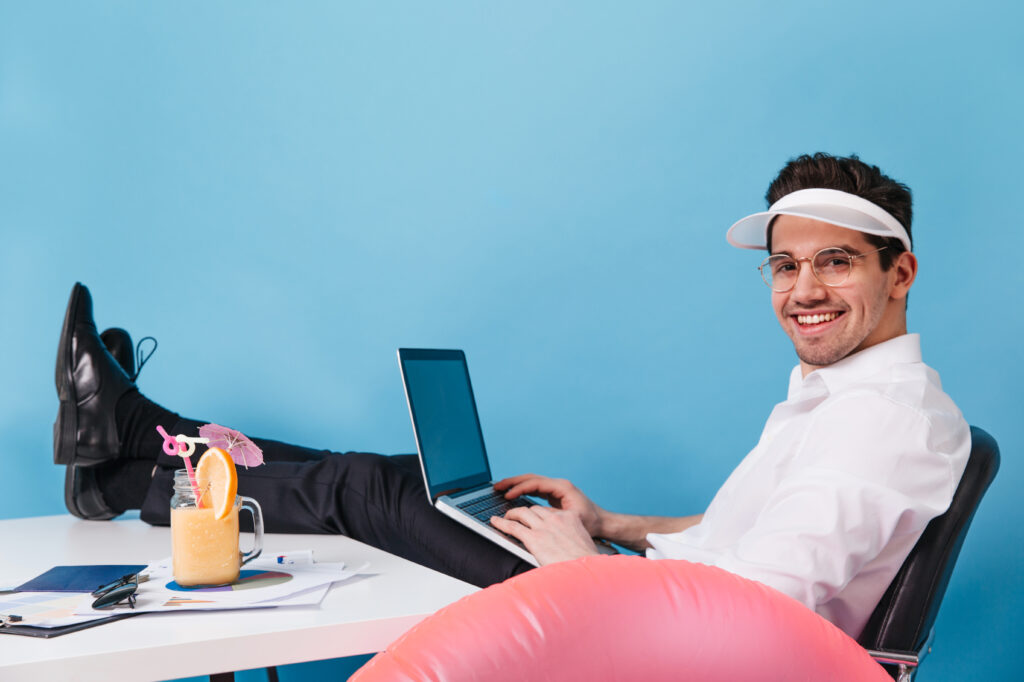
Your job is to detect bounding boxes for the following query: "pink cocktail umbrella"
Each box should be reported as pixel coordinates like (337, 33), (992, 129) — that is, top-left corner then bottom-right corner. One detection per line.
(198, 423), (264, 468)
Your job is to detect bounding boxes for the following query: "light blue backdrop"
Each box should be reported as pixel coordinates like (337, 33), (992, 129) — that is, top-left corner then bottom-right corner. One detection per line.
(2, 2), (1020, 680)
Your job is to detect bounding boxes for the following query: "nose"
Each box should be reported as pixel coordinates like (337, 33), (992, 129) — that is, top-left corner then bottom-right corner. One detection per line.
(789, 259), (828, 302)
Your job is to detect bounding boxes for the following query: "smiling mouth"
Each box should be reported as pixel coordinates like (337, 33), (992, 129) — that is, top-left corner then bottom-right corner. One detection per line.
(794, 311), (843, 326)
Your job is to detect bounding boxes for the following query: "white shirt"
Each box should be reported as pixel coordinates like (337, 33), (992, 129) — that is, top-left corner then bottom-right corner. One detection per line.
(646, 334), (970, 637)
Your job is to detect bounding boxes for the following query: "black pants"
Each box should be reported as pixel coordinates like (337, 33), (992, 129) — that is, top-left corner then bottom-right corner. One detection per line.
(140, 416), (532, 588)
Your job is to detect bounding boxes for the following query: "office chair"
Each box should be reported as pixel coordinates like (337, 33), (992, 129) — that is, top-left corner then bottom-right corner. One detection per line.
(861, 425), (1000, 681)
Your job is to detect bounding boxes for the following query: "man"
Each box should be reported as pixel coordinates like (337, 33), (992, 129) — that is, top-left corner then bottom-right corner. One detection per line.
(54, 152), (969, 637)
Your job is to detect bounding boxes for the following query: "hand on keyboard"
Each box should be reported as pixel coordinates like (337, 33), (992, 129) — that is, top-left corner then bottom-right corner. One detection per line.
(492, 474), (605, 537)
(489, 505), (600, 566)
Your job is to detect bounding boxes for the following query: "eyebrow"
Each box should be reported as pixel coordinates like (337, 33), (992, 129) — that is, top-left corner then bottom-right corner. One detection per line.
(769, 243), (867, 257)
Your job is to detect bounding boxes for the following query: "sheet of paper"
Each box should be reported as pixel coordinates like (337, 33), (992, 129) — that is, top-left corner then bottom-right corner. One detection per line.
(0, 592), (105, 628)
(72, 556), (368, 616)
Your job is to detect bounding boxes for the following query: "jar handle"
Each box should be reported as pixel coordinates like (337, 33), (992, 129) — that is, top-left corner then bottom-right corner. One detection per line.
(239, 496), (264, 566)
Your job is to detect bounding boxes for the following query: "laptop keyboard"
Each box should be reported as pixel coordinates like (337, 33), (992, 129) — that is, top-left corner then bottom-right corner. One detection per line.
(457, 490), (532, 523)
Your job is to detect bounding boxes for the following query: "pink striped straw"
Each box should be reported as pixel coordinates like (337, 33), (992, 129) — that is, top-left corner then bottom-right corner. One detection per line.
(156, 425), (204, 505)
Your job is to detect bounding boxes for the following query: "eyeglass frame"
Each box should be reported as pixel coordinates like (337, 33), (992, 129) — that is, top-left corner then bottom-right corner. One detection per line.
(758, 246), (888, 293)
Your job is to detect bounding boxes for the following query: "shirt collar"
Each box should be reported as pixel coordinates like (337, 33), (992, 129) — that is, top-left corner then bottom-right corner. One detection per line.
(787, 333), (922, 400)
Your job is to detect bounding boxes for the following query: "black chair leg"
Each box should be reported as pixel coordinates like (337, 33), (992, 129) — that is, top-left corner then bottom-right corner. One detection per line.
(206, 665), (277, 681)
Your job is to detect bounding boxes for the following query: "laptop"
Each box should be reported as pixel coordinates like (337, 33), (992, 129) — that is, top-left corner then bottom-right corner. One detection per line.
(397, 348), (540, 566)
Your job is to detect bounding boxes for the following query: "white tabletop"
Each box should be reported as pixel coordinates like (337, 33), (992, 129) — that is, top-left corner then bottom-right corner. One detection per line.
(0, 514), (478, 682)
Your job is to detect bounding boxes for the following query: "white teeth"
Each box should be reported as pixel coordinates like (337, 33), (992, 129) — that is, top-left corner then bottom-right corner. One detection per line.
(797, 312), (839, 325)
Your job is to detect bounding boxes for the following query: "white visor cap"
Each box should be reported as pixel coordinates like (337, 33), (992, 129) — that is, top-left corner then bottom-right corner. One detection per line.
(726, 188), (912, 252)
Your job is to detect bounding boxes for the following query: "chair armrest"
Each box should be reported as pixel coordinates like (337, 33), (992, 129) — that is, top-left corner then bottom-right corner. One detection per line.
(866, 648), (919, 667)
(866, 628), (933, 682)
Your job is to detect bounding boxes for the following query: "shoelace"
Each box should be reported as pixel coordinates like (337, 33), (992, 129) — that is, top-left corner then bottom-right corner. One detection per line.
(131, 336), (158, 382)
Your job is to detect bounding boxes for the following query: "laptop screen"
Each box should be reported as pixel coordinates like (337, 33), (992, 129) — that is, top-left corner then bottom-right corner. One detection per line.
(398, 349), (492, 497)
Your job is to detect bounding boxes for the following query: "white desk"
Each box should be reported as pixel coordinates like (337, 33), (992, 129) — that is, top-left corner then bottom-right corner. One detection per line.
(0, 515), (478, 682)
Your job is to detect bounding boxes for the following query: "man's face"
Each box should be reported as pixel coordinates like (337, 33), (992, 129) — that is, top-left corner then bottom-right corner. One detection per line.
(769, 215), (914, 375)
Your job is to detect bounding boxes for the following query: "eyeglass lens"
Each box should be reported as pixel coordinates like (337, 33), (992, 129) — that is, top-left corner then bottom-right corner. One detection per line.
(760, 248), (854, 291)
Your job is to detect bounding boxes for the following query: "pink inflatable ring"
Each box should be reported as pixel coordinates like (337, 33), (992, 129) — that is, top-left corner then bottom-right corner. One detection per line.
(353, 556), (890, 681)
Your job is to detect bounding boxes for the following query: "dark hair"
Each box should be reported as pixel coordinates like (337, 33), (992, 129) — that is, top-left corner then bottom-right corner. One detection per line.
(765, 153), (912, 270)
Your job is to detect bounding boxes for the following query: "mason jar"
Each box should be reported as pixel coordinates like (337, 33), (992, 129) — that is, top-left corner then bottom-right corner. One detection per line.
(170, 470), (263, 587)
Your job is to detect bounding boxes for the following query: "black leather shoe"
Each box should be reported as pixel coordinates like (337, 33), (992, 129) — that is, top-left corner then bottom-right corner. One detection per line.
(64, 466), (119, 520)
(100, 327), (135, 378)
(64, 326), (133, 519)
(54, 283), (136, 468)
(64, 327), (153, 520)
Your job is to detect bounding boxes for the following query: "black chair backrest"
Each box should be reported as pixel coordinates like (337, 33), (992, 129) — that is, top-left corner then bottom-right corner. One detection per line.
(857, 425), (1000, 653)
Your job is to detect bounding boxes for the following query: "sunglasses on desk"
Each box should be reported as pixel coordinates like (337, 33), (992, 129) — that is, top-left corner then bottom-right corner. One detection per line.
(92, 572), (149, 610)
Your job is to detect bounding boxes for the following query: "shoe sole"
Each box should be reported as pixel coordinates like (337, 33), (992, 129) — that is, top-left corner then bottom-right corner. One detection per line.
(53, 284), (82, 466)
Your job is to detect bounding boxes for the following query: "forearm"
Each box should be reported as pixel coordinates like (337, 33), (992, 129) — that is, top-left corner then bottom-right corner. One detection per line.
(597, 511), (704, 552)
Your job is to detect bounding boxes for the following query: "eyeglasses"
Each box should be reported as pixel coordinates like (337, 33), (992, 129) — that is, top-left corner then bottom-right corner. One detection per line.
(759, 246), (887, 292)
(91, 572), (149, 610)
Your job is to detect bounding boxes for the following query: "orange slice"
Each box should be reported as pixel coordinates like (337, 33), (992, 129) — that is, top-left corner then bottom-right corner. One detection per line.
(195, 447), (238, 520)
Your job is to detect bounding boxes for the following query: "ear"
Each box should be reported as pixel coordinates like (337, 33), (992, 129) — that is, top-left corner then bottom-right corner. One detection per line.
(889, 251), (917, 301)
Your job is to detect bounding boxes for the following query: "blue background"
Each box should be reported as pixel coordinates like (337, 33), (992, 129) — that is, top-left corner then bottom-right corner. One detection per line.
(2, 2), (1020, 680)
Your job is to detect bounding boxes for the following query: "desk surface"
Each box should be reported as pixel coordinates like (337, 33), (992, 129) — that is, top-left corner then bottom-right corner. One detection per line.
(0, 514), (478, 682)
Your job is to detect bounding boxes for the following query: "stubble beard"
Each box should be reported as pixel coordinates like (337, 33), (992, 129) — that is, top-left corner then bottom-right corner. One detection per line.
(793, 334), (860, 368)
(787, 291), (890, 369)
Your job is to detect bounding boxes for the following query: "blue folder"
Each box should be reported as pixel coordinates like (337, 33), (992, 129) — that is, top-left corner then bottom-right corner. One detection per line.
(14, 564), (147, 593)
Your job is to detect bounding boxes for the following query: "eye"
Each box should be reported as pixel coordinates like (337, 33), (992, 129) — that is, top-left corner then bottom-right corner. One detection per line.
(772, 259), (797, 275)
(815, 249), (851, 271)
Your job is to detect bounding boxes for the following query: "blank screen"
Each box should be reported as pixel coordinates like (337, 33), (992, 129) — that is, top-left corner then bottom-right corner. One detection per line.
(403, 357), (489, 489)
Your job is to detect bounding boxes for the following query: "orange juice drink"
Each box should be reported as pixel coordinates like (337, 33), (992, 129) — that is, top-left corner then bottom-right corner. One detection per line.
(171, 499), (242, 586)
(169, 456), (263, 588)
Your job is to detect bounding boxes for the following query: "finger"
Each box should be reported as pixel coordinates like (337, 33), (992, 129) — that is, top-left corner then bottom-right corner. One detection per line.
(490, 515), (529, 541)
(503, 478), (567, 501)
(523, 504), (555, 519)
(503, 506), (544, 527)
(493, 474), (540, 491)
